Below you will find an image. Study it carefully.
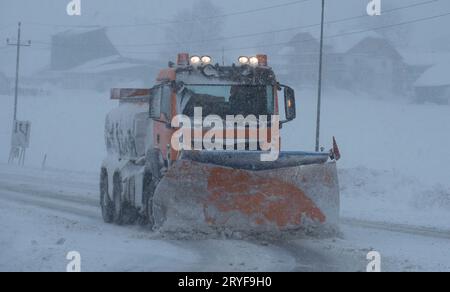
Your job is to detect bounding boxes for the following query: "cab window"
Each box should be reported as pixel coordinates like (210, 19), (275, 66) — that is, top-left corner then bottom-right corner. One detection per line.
(161, 85), (172, 120)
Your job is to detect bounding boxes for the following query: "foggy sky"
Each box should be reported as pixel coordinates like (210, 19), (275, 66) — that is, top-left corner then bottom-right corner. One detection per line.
(1, 0), (450, 76)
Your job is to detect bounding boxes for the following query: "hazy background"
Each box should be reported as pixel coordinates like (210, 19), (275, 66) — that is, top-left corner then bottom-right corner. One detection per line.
(0, 0), (449, 181)
(1, 0), (450, 75)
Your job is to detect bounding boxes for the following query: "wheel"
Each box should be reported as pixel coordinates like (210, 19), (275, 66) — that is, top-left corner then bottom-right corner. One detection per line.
(113, 172), (125, 225)
(100, 169), (114, 223)
(142, 172), (156, 229)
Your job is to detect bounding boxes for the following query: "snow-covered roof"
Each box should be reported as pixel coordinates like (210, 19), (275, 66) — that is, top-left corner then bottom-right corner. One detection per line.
(279, 30), (386, 55)
(400, 51), (450, 67)
(55, 26), (104, 37)
(329, 31), (383, 54)
(415, 60), (450, 87)
(67, 55), (146, 74)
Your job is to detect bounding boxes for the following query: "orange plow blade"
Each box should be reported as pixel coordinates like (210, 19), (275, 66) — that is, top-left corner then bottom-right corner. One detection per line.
(153, 159), (340, 237)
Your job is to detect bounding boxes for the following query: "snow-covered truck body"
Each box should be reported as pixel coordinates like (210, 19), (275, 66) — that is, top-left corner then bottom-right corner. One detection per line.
(101, 53), (340, 236)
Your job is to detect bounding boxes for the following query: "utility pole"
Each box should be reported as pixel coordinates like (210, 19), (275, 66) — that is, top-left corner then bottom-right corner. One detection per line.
(7, 22), (31, 166)
(315, 0), (325, 152)
(7, 22), (31, 123)
(222, 47), (225, 66)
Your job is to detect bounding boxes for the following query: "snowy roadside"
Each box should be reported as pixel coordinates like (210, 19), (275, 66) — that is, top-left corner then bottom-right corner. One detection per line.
(0, 191), (296, 272)
(340, 167), (450, 231)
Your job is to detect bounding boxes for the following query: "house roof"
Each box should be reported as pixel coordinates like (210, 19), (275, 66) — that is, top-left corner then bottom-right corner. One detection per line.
(280, 30), (391, 56)
(400, 51), (450, 67)
(289, 32), (319, 45)
(65, 55), (148, 74)
(54, 26), (104, 37)
(415, 60), (450, 87)
(329, 31), (383, 54)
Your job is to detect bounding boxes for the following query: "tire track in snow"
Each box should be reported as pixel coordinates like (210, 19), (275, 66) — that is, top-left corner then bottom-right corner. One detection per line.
(0, 169), (98, 190)
(0, 180), (98, 207)
(341, 218), (450, 240)
(0, 189), (100, 220)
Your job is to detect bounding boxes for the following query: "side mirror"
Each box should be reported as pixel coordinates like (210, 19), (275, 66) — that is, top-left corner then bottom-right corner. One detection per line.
(283, 86), (296, 122)
(149, 87), (161, 119)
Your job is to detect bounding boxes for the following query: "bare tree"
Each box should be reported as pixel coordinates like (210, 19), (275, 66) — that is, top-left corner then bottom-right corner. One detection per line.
(161, 0), (224, 59)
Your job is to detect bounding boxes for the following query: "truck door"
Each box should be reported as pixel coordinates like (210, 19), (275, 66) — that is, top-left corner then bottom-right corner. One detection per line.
(151, 83), (176, 163)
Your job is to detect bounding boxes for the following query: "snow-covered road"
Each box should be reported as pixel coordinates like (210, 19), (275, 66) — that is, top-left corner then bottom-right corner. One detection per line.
(0, 164), (449, 272)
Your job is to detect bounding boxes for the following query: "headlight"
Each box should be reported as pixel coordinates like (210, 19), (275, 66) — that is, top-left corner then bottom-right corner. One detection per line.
(190, 55), (201, 65)
(249, 56), (259, 66)
(238, 56), (249, 65)
(201, 56), (212, 64)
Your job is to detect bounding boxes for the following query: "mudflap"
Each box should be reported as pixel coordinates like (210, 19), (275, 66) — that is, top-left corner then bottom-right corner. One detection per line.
(152, 159), (340, 238)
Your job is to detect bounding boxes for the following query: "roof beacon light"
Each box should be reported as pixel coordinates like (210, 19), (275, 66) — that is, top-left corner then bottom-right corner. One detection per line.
(201, 56), (212, 64)
(190, 55), (201, 65)
(257, 54), (268, 66)
(238, 56), (249, 65)
(177, 53), (190, 66)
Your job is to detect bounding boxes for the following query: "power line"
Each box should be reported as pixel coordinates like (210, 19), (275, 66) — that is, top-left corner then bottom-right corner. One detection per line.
(24, 3), (450, 57)
(118, 9), (450, 56)
(112, 0), (438, 48)
(111, 0), (314, 28)
(25, 0), (313, 29)
(217, 10), (450, 54)
(30, 0), (441, 54)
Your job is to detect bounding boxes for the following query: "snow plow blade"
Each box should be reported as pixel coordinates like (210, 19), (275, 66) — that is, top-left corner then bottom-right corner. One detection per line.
(153, 151), (340, 237)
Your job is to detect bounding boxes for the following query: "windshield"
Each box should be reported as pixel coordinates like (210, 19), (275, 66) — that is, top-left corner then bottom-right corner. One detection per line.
(178, 85), (275, 118)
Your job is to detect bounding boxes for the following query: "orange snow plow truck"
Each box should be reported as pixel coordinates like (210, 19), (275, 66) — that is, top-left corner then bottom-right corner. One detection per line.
(101, 53), (341, 237)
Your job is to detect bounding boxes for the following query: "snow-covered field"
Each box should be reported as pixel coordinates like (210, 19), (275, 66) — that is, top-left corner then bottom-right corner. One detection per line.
(0, 88), (449, 271)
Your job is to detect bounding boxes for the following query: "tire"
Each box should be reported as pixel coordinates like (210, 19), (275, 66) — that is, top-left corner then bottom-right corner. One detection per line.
(143, 149), (163, 229)
(113, 172), (125, 225)
(142, 172), (156, 229)
(100, 169), (114, 223)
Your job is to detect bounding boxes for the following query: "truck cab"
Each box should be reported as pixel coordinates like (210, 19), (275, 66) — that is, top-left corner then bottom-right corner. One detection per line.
(147, 53), (296, 163)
